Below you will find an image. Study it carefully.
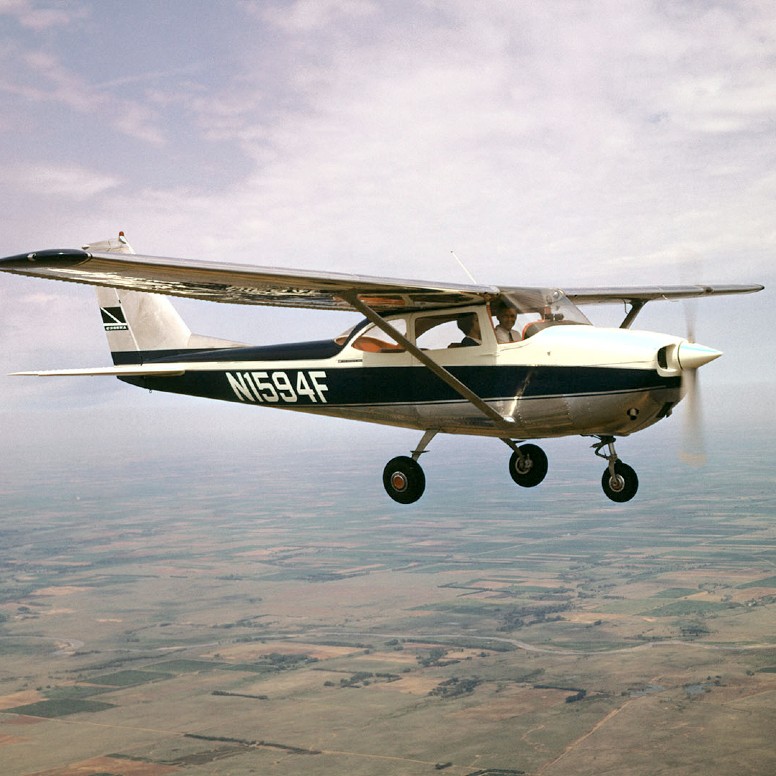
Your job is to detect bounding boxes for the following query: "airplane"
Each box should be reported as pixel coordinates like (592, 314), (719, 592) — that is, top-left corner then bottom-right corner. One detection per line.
(0, 233), (763, 504)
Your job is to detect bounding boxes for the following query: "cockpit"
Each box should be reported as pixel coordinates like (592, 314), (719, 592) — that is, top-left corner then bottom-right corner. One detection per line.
(333, 288), (591, 353)
(493, 288), (592, 342)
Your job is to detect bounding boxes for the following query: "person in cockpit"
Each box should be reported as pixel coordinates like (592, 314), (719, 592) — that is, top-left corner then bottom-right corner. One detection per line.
(457, 314), (481, 346)
(494, 302), (518, 343)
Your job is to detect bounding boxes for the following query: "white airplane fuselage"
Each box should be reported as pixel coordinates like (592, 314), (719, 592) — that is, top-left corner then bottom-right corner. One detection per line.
(124, 324), (689, 440)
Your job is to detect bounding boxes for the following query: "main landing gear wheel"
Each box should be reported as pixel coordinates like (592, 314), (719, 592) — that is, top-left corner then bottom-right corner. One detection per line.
(383, 456), (426, 504)
(508, 444), (548, 488)
(601, 461), (639, 503)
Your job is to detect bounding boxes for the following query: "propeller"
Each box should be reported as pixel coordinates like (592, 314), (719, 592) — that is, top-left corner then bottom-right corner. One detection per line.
(680, 358), (705, 466)
(677, 301), (720, 467)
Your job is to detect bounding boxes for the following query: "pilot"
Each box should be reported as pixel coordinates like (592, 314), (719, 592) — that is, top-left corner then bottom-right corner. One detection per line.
(494, 303), (518, 343)
(457, 314), (481, 346)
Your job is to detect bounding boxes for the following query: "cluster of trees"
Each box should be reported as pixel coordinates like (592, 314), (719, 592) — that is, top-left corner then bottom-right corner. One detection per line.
(534, 683), (588, 703)
(428, 677), (481, 698)
(499, 603), (572, 631)
(324, 671), (400, 688)
(417, 647), (459, 667)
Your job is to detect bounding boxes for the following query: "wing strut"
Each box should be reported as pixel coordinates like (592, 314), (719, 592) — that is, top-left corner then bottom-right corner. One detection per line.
(620, 299), (646, 329)
(343, 293), (516, 433)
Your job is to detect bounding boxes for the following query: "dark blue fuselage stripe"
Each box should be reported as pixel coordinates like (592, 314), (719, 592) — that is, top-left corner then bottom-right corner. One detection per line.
(121, 365), (680, 406)
(111, 341), (341, 365)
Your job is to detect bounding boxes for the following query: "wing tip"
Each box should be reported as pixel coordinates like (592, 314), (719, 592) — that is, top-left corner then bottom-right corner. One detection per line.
(0, 248), (90, 270)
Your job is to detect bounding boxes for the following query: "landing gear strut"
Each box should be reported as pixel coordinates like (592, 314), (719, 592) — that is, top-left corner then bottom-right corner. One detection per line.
(593, 436), (639, 502)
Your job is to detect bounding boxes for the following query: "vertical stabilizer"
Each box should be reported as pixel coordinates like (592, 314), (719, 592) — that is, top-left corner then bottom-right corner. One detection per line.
(85, 234), (244, 365)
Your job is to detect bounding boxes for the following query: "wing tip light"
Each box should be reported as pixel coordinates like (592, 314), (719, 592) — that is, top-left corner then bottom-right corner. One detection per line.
(0, 248), (90, 269)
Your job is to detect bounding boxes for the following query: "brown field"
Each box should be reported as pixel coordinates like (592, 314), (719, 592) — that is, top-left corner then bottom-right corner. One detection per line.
(0, 692), (45, 711)
(34, 756), (179, 776)
(206, 641), (359, 661)
(2, 448), (776, 775)
(29, 586), (89, 597)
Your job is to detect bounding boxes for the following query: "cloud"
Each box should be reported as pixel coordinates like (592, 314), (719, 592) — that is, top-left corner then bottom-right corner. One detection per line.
(10, 163), (120, 200)
(249, 0), (378, 33)
(0, 41), (167, 146)
(129, 1), (768, 288)
(4, 1), (774, 282)
(0, 0), (88, 30)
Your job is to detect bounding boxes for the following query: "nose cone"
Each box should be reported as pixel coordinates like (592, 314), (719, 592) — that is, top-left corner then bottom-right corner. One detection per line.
(677, 341), (722, 370)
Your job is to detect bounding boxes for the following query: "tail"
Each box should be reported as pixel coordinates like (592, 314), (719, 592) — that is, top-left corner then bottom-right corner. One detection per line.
(86, 233), (244, 366)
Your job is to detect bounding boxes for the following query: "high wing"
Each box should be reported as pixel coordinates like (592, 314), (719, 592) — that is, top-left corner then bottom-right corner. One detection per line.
(0, 247), (498, 314)
(561, 285), (764, 305)
(556, 284), (764, 328)
(0, 245), (763, 315)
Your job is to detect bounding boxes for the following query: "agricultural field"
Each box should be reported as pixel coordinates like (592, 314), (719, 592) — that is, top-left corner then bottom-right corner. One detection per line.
(1, 425), (775, 774)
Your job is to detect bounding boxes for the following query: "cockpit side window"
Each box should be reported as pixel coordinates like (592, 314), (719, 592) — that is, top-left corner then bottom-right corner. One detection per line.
(414, 310), (486, 349)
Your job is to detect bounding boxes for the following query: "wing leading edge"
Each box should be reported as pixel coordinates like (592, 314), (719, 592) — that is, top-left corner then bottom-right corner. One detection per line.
(0, 248), (498, 314)
(0, 245), (763, 315)
(562, 285), (764, 305)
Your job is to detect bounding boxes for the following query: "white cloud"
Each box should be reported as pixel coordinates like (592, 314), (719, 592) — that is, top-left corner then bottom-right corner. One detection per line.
(12, 163), (120, 199)
(0, 0), (88, 30)
(250, 0), (378, 33)
(1, 0), (774, 412)
(140, 1), (768, 287)
(0, 43), (167, 145)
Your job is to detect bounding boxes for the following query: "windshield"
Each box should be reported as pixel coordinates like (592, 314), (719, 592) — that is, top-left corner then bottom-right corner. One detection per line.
(494, 288), (591, 340)
(334, 318), (370, 346)
(335, 317), (407, 352)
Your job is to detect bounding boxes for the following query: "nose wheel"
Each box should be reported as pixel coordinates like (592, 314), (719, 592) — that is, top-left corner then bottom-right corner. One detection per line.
(601, 461), (639, 502)
(593, 436), (639, 502)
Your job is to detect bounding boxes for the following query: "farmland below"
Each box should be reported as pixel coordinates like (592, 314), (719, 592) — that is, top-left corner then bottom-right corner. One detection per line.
(1, 426), (775, 774)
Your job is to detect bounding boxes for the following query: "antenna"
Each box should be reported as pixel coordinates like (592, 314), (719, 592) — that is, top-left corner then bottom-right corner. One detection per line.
(451, 250), (478, 284)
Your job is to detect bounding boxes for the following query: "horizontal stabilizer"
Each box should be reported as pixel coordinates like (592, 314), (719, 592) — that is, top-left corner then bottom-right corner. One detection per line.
(12, 365), (186, 378)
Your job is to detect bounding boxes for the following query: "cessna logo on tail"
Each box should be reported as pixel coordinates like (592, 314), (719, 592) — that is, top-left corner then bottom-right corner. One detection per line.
(100, 306), (128, 331)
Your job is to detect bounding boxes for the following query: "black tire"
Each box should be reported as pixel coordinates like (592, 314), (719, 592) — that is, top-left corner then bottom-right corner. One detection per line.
(508, 444), (548, 488)
(601, 461), (639, 502)
(383, 456), (426, 504)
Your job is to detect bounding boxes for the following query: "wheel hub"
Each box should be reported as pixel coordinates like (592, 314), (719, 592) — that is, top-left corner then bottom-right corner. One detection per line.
(608, 474), (625, 492)
(390, 471), (408, 492)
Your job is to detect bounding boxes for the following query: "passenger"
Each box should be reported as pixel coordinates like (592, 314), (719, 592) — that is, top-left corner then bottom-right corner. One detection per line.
(457, 314), (481, 346)
(494, 304), (518, 343)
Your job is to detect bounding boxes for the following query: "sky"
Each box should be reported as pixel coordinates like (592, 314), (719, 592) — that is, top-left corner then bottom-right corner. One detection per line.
(0, 0), (774, 466)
